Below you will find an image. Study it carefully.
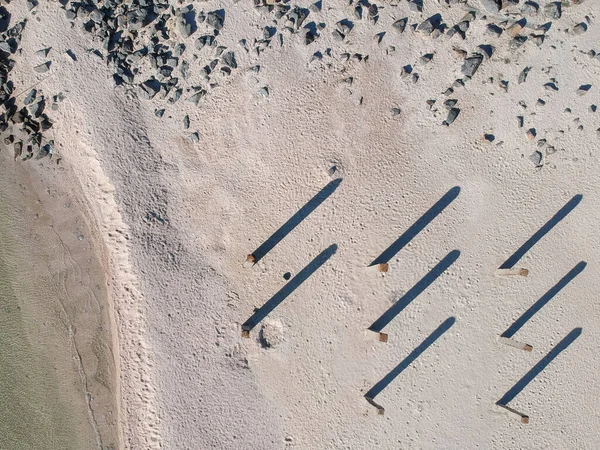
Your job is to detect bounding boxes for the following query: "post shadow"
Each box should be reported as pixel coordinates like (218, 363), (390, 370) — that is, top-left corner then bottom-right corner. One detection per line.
(242, 244), (337, 332)
(502, 262), (586, 339)
(365, 317), (455, 401)
(368, 250), (460, 333)
(249, 179), (342, 265)
(500, 194), (582, 269)
(497, 327), (582, 406)
(369, 186), (460, 267)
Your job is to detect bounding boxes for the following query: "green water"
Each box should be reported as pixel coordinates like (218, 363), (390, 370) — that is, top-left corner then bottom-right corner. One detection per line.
(0, 195), (96, 449)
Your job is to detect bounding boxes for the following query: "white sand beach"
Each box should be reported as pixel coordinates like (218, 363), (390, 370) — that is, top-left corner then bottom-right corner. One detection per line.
(2, 0), (600, 448)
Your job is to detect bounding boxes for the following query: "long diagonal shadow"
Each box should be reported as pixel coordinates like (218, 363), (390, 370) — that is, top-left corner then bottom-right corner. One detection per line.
(368, 250), (460, 333)
(242, 244), (337, 332)
(502, 262), (586, 339)
(365, 317), (455, 407)
(497, 327), (582, 406)
(249, 179), (342, 264)
(500, 194), (582, 269)
(369, 186), (460, 267)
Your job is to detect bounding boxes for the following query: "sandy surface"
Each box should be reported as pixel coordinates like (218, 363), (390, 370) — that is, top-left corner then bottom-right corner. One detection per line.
(4, 0), (600, 448)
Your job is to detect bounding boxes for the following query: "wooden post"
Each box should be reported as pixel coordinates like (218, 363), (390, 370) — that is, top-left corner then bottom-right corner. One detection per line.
(365, 397), (385, 415)
(495, 268), (529, 277)
(499, 336), (533, 352)
(498, 403), (529, 423)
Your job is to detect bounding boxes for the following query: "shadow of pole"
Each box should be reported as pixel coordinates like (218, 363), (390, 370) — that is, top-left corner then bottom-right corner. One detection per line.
(500, 194), (582, 269)
(369, 186), (460, 267)
(497, 327), (582, 406)
(249, 179), (342, 265)
(502, 262), (586, 339)
(365, 317), (455, 408)
(368, 250), (460, 333)
(242, 244), (337, 333)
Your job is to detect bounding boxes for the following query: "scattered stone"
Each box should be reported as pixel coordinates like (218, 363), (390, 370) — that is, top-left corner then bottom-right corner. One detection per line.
(536, 98), (546, 106)
(183, 115), (190, 129)
(188, 132), (200, 143)
(258, 86), (269, 97)
(486, 24), (503, 38)
(517, 115), (524, 127)
(443, 108), (460, 126)
(222, 51), (237, 69)
(33, 61), (51, 73)
(589, 104), (597, 113)
(483, 134), (495, 142)
(577, 84), (592, 95)
(544, 2), (561, 19)
(35, 48), (50, 57)
(155, 109), (165, 118)
(526, 128), (536, 140)
(544, 82), (558, 91)
(420, 53), (434, 65)
(332, 30), (344, 42)
(573, 23), (587, 35)
(187, 90), (206, 105)
(480, 0), (501, 12)
(24, 89), (36, 105)
(206, 10), (225, 31)
(444, 99), (458, 109)
(461, 54), (483, 77)
(507, 19), (526, 38)
(392, 18), (408, 34)
(509, 36), (528, 50)
(521, 1), (539, 15)
(391, 108), (401, 117)
(529, 150), (543, 167)
(517, 67), (531, 84)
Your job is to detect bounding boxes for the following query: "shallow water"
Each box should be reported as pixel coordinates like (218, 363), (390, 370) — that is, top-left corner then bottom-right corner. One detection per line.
(0, 174), (97, 449)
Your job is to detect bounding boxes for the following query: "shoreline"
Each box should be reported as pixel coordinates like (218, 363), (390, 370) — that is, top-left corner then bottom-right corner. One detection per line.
(0, 148), (120, 448)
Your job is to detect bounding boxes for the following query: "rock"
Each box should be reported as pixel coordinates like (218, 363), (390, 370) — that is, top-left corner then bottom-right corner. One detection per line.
(183, 115), (190, 129)
(33, 62), (51, 73)
(258, 86), (269, 97)
(461, 54), (483, 77)
(577, 84), (592, 95)
(138, 80), (160, 99)
(443, 108), (460, 126)
(409, 0), (423, 12)
(332, 30), (344, 42)
(188, 132), (199, 143)
(480, 0), (501, 12)
(35, 48), (50, 57)
(222, 51), (237, 68)
(486, 23), (503, 37)
(573, 23), (587, 35)
(24, 89), (36, 105)
(518, 66), (531, 84)
(506, 19), (526, 37)
(354, 5), (362, 20)
(544, 82), (558, 91)
(517, 115), (524, 127)
(177, 17), (194, 38)
(444, 99), (458, 109)
(155, 109), (165, 118)
(529, 150), (543, 167)
(391, 107), (401, 116)
(536, 98), (546, 106)
(509, 36), (528, 50)
(187, 90), (206, 105)
(521, 1), (539, 15)
(417, 18), (435, 36)
(589, 104), (597, 113)
(206, 10), (225, 30)
(526, 128), (536, 140)
(392, 18), (408, 33)
(420, 53), (434, 64)
(544, 2), (561, 19)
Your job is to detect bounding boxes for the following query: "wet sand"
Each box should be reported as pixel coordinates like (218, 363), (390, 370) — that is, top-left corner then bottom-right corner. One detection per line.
(0, 149), (119, 449)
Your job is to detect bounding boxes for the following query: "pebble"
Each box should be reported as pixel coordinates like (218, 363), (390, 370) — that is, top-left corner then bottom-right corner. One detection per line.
(544, 2), (561, 19)
(258, 86), (269, 97)
(443, 108), (460, 126)
(391, 108), (401, 117)
(526, 128), (536, 140)
(392, 18), (408, 34)
(461, 54), (483, 77)
(529, 150), (543, 167)
(480, 0), (501, 12)
(33, 61), (51, 73)
(573, 23), (587, 35)
(183, 115), (190, 129)
(577, 84), (592, 96)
